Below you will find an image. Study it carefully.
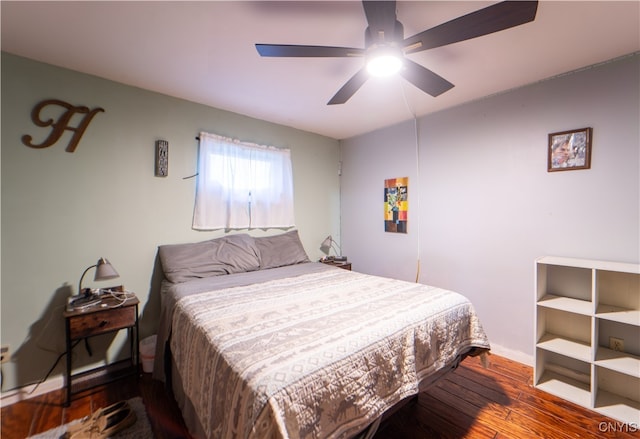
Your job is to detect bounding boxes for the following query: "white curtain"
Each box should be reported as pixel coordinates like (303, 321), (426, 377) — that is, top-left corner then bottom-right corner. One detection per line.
(192, 132), (295, 230)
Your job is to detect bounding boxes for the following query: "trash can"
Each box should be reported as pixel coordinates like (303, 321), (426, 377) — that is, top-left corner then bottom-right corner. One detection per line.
(139, 335), (157, 373)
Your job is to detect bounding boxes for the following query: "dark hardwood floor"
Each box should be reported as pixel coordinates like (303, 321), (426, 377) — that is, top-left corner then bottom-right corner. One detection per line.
(2, 354), (637, 438)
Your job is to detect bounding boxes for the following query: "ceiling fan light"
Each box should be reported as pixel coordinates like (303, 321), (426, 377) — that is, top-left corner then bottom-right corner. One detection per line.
(367, 54), (403, 77)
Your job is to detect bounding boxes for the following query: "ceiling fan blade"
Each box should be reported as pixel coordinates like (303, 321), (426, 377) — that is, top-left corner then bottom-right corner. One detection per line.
(400, 59), (454, 97)
(362, 1), (397, 44)
(403, 1), (538, 54)
(328, 68), (369, 105)
(256, 44), (364, 58)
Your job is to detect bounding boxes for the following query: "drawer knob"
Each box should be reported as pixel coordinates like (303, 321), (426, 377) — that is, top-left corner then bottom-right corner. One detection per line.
(99, 320), (108, 327)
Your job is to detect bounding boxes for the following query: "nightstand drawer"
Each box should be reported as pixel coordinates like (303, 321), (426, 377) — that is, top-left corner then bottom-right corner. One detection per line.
(68, 306), (136, 339)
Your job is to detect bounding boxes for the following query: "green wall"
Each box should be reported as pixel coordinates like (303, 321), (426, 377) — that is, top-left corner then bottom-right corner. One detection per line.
(0, 52), (340, 392)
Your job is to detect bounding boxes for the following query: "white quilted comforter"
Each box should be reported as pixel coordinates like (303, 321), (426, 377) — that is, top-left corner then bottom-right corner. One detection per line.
(169, 264), (490, 439)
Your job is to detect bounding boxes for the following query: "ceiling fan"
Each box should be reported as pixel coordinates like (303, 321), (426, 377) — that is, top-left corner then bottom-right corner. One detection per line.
(256, 1), (538, 105)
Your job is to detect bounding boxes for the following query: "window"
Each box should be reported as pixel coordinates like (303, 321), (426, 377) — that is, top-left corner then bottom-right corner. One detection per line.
(192, 132), (295, 230)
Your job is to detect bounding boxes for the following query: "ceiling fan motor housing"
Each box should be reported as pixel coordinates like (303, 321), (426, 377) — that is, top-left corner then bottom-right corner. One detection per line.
(364, 20), (404, 49)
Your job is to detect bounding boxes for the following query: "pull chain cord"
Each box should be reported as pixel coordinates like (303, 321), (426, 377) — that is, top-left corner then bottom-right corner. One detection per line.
(413, 116), (421, 284)
(400, 83), (421, 283)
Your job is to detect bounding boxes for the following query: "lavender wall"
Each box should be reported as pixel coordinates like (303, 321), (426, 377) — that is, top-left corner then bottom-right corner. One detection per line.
(340, 54), (639, 363)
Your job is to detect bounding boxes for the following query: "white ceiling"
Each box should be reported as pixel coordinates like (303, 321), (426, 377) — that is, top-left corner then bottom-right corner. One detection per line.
(2, 1), (639, 140)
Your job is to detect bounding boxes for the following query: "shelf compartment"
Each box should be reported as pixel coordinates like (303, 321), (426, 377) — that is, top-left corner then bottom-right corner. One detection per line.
(596, 305), (640, 326)
(536, 308), (591, 351)
(536, 262), (592, 303)
(536, 369), (591, 408)
(596, 269), (639, 326)
(596, 269), (639, 300)
(595, 391), (640, 426)
(537, 334), (591, 363)
(595, 367), (640, 425)
(597, 319), (640, 358)
(595, 347), (640, 377)
(535, 350), (591, 406)
(537, 294), (592, 315)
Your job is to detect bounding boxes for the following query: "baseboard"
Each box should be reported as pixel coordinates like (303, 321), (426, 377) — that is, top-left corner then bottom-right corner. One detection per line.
(0, 375), (64, 408)
(1, 361), (136, 408)
(488, 343), (534, 367)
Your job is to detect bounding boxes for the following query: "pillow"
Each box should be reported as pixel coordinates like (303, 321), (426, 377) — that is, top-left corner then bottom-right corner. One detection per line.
(159, 234), (260, 283)
(255, 230), (310, 269)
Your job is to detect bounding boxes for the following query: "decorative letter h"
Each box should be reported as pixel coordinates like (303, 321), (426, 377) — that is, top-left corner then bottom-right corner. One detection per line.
(22, 99), (105, 152)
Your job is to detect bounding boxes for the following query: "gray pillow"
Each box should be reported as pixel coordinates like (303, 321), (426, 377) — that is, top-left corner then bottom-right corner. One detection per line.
(255, 230), (310, 269)
(159, 234), (260, 283)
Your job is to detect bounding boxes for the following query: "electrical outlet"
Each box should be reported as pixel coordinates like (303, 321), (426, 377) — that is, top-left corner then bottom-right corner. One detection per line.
(0, 345), (10, 363)
(609, 337), (624, 352)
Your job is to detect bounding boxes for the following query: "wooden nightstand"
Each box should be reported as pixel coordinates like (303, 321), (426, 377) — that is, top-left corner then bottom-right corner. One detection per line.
(320, 259), (352, 271)
(63, 292), (139, 406)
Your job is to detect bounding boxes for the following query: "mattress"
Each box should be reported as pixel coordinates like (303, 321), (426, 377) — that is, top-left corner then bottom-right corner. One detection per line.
(155, 262), (489, 439)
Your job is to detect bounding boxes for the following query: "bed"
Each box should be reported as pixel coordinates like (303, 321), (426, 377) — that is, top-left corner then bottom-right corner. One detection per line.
(153, 231), (490, 439)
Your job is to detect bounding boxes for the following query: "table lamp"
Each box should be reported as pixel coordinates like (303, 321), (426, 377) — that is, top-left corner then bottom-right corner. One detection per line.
(320, 235), (345, 260)
(78, 257), (119, 295)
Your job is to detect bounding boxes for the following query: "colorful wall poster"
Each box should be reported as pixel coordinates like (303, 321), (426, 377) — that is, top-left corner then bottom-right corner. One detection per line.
(384, 177), (408, 233)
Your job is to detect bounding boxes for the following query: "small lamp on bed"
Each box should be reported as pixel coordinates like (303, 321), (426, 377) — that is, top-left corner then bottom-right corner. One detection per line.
(77, 257), (120, 296)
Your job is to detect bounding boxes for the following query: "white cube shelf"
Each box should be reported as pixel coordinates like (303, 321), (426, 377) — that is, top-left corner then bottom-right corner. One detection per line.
(535, 256), (640, 426)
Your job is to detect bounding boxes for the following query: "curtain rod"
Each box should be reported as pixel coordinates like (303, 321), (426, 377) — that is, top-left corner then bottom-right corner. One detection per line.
(182, 136), (201, 179)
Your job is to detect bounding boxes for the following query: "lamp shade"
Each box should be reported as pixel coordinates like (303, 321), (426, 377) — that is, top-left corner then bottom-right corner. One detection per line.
(94, 257), (119, 281)
(78, 257), (120, 294)
(320, 236), (333, 255)
(320, 235), (343, 257)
